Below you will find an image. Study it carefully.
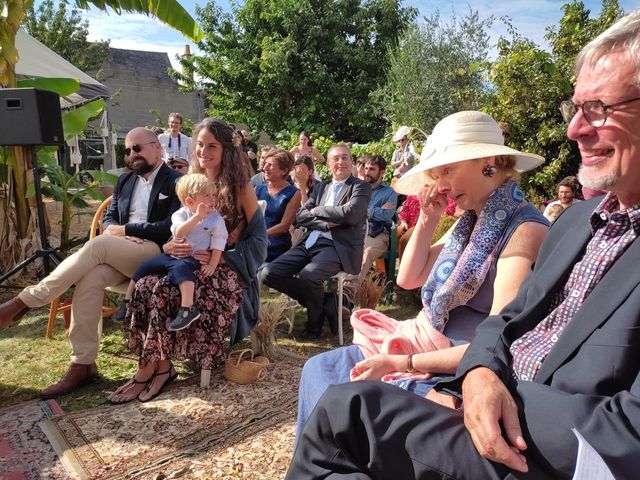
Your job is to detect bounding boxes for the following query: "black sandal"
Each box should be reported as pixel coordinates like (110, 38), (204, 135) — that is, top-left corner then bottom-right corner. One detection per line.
(107, 373), (154, 405)
(138, 367), (178, 403)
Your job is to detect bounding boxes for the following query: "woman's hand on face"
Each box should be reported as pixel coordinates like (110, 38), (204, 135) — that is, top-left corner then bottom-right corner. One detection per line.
(163, 237), (193, 258)
(418, 184), (448, 219)
(293, 165), (309, 185)
(350, 354), (402, 381)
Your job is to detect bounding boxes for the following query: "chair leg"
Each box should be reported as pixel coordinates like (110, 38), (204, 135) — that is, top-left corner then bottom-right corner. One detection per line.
(46, 297), (61, 339)
(337, 277), (344, 346)
(200, 369), (211, 388)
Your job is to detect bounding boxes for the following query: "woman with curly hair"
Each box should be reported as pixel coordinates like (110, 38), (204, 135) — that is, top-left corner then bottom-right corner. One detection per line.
(108, 118), (268, 404)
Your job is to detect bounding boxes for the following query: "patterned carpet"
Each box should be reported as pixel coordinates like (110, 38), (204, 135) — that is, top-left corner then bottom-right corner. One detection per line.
(0, 399), (71, 480)
(40, 355), (304, 479)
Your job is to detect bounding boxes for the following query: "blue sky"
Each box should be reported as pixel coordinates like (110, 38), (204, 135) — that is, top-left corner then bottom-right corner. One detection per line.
(36, 1), (640, 69)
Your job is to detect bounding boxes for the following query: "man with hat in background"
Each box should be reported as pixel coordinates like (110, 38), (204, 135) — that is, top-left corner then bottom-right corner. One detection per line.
(390, 125), (416, 179)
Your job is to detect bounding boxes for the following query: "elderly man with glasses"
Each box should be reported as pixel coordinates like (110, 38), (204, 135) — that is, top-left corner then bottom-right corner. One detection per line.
(289, 10), (640, 479)
(0, 127), (181, 398)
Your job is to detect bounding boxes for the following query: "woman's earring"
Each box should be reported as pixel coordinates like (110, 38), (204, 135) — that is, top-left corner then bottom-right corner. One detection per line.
(482, 165), (497, 177)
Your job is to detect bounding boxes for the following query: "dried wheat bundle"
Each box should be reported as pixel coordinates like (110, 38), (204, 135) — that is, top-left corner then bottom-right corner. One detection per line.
(356, 271), (386, 309)
(253, 298), (290, 359)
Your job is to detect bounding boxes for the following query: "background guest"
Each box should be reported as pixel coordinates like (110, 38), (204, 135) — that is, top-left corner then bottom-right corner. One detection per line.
(256, 149), (301, 261)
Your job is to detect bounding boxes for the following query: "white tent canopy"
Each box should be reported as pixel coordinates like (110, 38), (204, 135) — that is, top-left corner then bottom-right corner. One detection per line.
(15, 29), (110, 108)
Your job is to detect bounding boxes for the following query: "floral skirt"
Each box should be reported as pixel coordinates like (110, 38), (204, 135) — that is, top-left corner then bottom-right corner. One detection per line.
(127, 263), (244, 369)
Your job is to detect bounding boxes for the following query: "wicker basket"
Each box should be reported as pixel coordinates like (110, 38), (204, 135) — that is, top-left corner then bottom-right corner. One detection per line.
(224, 349), (270, 385)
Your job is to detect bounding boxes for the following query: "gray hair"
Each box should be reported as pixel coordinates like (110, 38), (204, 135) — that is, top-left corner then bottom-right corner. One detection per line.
(575, 10), (640, 86)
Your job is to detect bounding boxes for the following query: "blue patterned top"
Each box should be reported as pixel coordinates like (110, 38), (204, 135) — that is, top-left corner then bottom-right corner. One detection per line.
(256, 183), (298, 261)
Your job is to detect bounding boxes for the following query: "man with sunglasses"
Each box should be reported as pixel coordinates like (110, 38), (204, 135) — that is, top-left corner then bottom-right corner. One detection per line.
(289, 11), (640, 479)
(0, 127), (181, 398)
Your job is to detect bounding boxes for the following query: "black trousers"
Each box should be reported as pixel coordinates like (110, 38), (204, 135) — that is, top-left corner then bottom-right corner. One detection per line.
(261, 237), (343, 333)
(287, 382), (551, 480)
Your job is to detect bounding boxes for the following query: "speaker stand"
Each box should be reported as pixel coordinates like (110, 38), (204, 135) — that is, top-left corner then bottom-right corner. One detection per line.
(0, 145), (62, 284)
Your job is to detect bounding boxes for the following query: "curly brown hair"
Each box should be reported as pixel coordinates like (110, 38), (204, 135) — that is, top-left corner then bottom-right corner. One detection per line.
(191, 118), (249, 222)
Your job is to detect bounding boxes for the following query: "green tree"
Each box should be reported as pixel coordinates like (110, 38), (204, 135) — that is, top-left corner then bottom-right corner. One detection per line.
(376, 8), (492, 133)
(24, 0), (110, 73)
(184, 0), (417, 142)
(484, 1), (623, 199)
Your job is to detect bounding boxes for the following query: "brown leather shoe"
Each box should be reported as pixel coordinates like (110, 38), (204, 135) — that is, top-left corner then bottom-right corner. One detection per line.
(0, 297), (30, 331)
(40, 363), (98, 399)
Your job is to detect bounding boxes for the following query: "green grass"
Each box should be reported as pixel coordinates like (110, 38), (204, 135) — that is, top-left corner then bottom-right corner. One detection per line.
(0, 286), (419, 412)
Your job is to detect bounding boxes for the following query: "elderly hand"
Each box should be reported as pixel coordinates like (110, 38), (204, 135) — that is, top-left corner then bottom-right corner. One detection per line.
(163, 237), (193, 258)
(417, 185), (448, 220)
(461, 367), (528, 472)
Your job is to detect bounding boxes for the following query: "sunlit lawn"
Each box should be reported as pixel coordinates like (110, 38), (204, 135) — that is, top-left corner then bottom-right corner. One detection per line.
(0, 285), (419, 412)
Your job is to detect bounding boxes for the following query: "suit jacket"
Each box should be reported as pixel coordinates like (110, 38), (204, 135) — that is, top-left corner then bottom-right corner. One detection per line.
(438, 198), (640, 478)
(296, 175), (372, 274)
(103, 163), (182, 247)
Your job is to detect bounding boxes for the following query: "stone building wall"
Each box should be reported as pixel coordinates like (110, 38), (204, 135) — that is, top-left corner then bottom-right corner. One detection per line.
(98, 47), (202, 139)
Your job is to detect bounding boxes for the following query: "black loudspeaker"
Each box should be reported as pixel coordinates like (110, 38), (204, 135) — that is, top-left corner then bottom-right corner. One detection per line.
(0, 88), (64, 146)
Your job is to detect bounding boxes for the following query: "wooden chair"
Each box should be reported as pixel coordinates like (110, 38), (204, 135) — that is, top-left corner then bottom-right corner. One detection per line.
(44, 197), (216, 388)
(45, 196), (127, 338)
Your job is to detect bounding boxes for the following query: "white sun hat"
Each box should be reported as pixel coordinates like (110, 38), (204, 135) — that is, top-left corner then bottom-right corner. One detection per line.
(392, 125), (411, 142)
(394, 111), (545, 195)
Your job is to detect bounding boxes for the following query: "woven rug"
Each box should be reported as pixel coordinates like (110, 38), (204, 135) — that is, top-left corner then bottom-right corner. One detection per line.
(0, 399), (71, 480)
(41, 355), (304, 480)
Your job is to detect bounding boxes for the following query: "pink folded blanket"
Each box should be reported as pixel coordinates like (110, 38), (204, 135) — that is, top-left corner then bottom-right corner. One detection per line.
(350, 308), (452, 383)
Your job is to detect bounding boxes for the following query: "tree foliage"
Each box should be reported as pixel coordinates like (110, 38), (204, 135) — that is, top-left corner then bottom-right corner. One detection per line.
(184, 0), (417, 142)
(24, 0), (110, 73)
(484, 0), (623, 199)
(376, 8), (492, 133)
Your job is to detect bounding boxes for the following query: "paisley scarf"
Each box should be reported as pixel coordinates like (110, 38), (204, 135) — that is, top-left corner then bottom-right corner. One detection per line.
(422, 180), (524, 331)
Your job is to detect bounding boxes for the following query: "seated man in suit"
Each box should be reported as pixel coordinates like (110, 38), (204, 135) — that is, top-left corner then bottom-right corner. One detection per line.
(289, 11), (640, 479)
(262, 144), (371, 339)
(0, 127), (181, 398)
(342, 155), (397, 314)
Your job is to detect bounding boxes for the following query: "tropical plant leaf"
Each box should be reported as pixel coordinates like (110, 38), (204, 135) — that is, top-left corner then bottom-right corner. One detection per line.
(88, 169), (118, 186)
(73, 0), (203, 41)
(17, 77), (81, 97)
(62, 98), (105, 138)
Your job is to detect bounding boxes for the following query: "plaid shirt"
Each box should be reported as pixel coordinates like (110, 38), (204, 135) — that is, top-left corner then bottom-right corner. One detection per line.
(510, 193), (640, 381)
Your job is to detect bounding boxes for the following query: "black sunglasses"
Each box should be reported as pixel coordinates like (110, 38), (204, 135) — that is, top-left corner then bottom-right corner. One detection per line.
(170, 163), (188, 170)
(125, 141), (155, 156)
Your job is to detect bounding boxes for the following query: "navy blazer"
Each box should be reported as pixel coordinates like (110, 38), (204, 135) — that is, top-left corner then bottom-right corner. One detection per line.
(439, 198), (640, 478)
(296, 175), (372, 274)
(103, 163), (182, 247)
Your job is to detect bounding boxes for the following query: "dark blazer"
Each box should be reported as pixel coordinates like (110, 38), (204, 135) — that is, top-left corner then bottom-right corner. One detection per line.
(103, 163), (182, 247)
(296, 175), (371, 275)
(439, 198), (640, 478)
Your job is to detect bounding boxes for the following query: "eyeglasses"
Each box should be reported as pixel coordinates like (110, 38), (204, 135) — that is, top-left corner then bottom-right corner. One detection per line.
(560, 96), (640, 128)
(124, 142), (155, 156)
(170, 163), (188, 171)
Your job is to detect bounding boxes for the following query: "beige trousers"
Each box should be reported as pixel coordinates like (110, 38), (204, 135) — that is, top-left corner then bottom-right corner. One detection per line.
(19, 235), (160, 364)
(343, 232), (389, 302)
